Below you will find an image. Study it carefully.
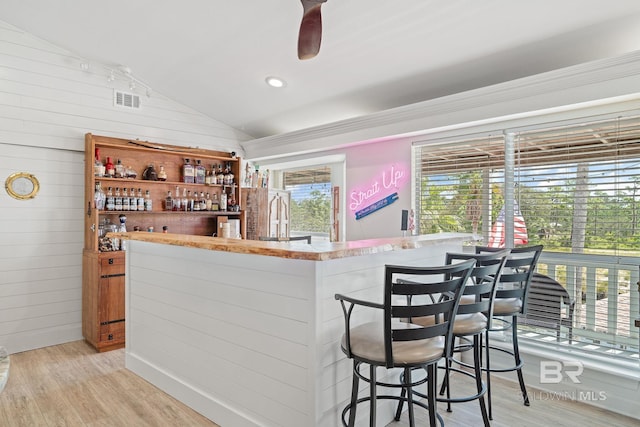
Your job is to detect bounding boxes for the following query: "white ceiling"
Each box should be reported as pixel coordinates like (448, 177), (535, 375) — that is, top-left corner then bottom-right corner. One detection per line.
(3, 0), (640, 139)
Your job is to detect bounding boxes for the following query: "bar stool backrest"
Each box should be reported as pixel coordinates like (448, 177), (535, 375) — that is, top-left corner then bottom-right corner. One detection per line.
(381, 260), (475, 368)
(474, 245), (543, 315)
(445, 250), (510, 327)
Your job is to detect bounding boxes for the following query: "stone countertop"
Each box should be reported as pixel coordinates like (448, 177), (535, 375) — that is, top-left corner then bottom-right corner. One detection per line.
(108, 232), (470, 261)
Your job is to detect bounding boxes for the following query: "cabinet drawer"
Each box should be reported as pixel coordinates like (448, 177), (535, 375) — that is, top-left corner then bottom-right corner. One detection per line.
(100, 321), (125, 343)
(100, 254), (125, 276)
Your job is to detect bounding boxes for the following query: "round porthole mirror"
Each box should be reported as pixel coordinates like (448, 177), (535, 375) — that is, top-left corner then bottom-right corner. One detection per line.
(5, 172), (40, 200)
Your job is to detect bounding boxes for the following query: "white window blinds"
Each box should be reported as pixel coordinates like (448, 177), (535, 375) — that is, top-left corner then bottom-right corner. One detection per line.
(414, 114), (640, 359)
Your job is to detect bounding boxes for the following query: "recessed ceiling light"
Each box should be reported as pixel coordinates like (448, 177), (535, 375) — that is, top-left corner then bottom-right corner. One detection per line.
(265, 76), (286, 88)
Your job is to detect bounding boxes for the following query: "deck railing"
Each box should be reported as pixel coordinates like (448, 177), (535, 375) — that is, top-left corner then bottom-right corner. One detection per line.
(533, 252), (640, 352)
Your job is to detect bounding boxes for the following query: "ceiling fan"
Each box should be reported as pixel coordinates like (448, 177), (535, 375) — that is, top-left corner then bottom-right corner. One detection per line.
(298, 0), (328, 60)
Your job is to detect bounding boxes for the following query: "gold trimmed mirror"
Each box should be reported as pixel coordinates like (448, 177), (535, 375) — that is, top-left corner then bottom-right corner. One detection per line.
(5, 172), (40, 200)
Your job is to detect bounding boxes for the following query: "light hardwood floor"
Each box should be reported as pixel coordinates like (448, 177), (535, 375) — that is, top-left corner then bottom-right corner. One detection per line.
(0, 340), (636, 426)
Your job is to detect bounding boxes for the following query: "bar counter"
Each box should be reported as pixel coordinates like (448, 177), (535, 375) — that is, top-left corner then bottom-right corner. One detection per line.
(117, 232), (470, 427)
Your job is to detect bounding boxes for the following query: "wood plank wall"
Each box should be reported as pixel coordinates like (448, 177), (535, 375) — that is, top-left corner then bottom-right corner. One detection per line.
(0, 20), (248, 354)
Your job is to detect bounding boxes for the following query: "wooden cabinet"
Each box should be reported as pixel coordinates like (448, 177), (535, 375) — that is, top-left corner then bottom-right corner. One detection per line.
(82, 133), (243, 351)
(239, 188), (291, 240)
(241, 188), (268, 240)
(82, 250), (126, 351)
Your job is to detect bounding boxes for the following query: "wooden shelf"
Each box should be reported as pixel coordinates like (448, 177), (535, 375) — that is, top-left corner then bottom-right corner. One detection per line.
(96, 177), (238, 189)
(99, 210), (242, 215)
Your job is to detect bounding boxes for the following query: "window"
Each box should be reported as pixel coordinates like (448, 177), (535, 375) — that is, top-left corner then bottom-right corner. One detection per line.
(414, 114), (640, 362)
(283, 167), (332, 240)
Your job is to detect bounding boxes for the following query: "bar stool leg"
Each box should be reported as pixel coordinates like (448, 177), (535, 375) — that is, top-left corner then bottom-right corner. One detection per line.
(484, 329), (493, 420)
(473, 334), (490, 426)
(512, 316), (530, 406)
(369, 365), (377, 426)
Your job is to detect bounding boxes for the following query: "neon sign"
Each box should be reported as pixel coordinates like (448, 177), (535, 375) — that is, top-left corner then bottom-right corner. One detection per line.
(349, 163), (408, 219)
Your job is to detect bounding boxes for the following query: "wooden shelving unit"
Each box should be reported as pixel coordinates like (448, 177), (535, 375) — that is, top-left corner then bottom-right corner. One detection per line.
(82, 133), (242, 351)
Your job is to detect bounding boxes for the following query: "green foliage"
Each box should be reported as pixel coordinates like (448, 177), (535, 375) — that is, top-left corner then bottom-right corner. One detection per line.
(290, 189), (331, 233)
(419, 168), (640, 255)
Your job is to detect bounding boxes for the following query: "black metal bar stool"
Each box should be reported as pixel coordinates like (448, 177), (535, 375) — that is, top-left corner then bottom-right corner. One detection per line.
(335, 259), (475, 427)
(395, 250), (509, 427)
(475, 245), (543, 420)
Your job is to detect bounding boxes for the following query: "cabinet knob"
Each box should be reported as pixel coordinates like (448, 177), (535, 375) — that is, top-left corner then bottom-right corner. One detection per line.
(108, 258), (114, 264)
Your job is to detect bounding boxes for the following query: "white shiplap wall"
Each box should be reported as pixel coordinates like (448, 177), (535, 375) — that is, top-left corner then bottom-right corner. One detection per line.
(0, 20), (248, 354)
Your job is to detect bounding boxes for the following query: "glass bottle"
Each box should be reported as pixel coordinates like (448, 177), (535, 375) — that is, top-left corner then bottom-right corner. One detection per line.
(211, 193), (219, 211)
(114, 187), (123, 211)
(144, 190), (153, 211)
(192, 190), (200, 211)
(216, 164), (225, 186)
(185, 190), (191, 211)
(183, 158), (195, 183)
(106, 187), (115, 211)
(224, 163), (233, 185)
(227, 191), (237, 211)
(164, 191), (173, 211)
(173, 186), (181, 211)
(94, 148), (104, 177)
(157, 165), (167, 181)
(195, 160), (206, 184)
(199, 191), (206, 211)
(118, 214), (127, 251)
(205, 192), (212, 211)
(105, 157), (115, 177)
(205, 168), (212, 185)
(122, 188), (130, 211)
(115, 159), (125, 178)
(210, 165), (218, 185)
(137, 188), (145, 211)
(182, 188), (188, 212)
(220, 190), (227, 211)
(94, 182), (106, 210)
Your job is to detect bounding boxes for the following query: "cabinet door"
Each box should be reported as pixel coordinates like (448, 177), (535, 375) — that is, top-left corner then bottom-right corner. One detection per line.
(98, 275), (125, 324)
(268, 190), (291, 238)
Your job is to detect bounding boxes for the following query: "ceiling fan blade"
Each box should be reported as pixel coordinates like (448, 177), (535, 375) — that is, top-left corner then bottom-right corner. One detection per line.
(298, 0), (326, 60)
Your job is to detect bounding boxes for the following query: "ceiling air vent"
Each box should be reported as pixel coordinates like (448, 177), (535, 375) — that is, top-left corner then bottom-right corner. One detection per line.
(114, 90), (141, 109)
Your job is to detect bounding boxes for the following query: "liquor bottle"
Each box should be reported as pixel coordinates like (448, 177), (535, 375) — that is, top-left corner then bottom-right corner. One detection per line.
(182, 188), (188, 212)
(210, 165), (217, 185)
(94, 182), (106, 210)
(106, 187), (115, 211)
(205, 192), (212, 211)
(122, 188), (130, 211)
(183, 158), (195, 183)
(192, 190), (200, 211)
(105, 157), (115, 177)
(224, 163), (233, 185)
(220, 190), (227, 211)
(94, 148), (105, 177)
(211, 193), (220, 211)
(164, 191), (173, 211)
(114, 187), (123, 211)
(144, 190), (153, 211)
(195, 160), (206, 184)
(183, 190), (189, 211)
(157, 165), (167, 181)
(137, 188), (145, 211)
(216, 164), (225, 186)
(173, 186), (181, 211)
(199, 191), (206, 211)
(115, 159), (125, 178)
(118, 214), (127, 251)
(205, 169), (212, 185)
(227, 191), (237, 211)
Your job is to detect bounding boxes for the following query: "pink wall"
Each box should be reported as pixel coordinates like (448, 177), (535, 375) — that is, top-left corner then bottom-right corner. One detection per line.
(344, 140), (412, 240)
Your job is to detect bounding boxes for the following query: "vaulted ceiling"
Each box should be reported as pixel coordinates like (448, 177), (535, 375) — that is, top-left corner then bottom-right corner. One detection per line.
(3, 1), (640, 139)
